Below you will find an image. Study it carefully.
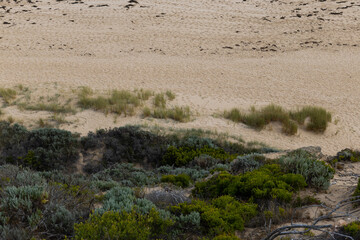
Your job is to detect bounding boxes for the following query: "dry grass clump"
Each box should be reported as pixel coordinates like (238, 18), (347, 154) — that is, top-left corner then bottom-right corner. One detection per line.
(224, 104), (297, 135)
(166, 90), (176, 101)
(145, 106), (191, 122)
(0, 88), (17, 104)
(153, 93), (167, 108)
(290, 106), (332, 133)
(136, 89), (153, 101)
(225, 104), (331, 134)
(78, 89), (141, 116)
(18, 103), (76, 114)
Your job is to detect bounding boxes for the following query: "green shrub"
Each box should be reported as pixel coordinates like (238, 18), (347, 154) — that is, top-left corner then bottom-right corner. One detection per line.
(194, 164), (306, 203)
(342, 221), (360, 239)
(171, 196), (257, 236)
(74, 209), (173, 240)
(161, 174), (191, 188)
(157, 166), (209, 181)
(292, 195), (321, 208)
(290, 106), (331, 133)
(331, 148), (360, 166)
(213, 234), (239, 240)
(162, 145), (236, 167)
(279, 150), (335, 189)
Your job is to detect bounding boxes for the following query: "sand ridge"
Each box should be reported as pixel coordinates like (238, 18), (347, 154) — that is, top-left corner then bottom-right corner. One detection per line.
(1, 0), (360, 154)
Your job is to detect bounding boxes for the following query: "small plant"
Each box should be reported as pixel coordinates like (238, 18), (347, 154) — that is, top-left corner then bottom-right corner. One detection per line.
(0, 88), (17, 104)
(136, 89), (153, 101)
(279, 150), (335, 189)
(161, 174), (191, 188)
(290, 106), (331, 133)
(165, 90), (176, 101)
(153, 93), (166, 108)
(142, 107), (151, 117)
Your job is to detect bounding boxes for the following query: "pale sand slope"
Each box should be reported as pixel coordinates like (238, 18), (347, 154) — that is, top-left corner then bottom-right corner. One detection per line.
(1, 0), (360, 154)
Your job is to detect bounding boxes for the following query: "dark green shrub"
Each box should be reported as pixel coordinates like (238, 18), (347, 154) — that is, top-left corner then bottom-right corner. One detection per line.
(81, 126), (169, 169)
(161, 174), (191, 188)
(157, 165), (209, 181)
(331, 148), (360, 166)
(279, 150), (335, 189)
(162, 145), (236, 167)
(171, 196), (257, 236)
(74, 209), (173, 240)
(292, 195), (321, 208)
(342, 221), (360, 240)
(213, 234), (239, 240)
(194, 164), (306, 203)
(290, 106), (331, 133)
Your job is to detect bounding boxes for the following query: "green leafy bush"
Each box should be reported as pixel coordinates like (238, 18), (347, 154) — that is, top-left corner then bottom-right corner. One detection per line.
(74, 209), (173, 240)
(161, 174), (191, 188)
(194, 164), (306, 203)
(279, 150), (335, 189)
(342, 221), (360, 240)
(171, 196), (257, 236)
(162, 145), (236, 167)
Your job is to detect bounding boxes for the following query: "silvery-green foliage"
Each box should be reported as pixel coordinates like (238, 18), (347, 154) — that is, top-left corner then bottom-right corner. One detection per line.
(134, 198), (157, 215)
(0, 226), (29, 240)
(92, 163), (158, 187)
(279, 150), (334, 189)
(230, 153), (264, 174)
(178, 211), (201, 229)
(1, 185), (44, 211)
(189, 154), (222, 169)
(210, 163), (230, 171)
(43, 203), (75, 235)
(97, 187), (135, 214)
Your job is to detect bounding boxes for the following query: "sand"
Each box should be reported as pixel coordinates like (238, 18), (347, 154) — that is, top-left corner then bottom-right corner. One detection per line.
(1, 0), (360, 154)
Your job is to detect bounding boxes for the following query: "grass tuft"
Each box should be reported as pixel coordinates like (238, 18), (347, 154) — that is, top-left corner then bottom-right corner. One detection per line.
(153, 93), (166, 108)
(165, 90), (176, 101)
(290, 106), (331, 133)
(148, 106), (191, 122)
(224, 104), (330, 134)
(0, 88), (17, 104)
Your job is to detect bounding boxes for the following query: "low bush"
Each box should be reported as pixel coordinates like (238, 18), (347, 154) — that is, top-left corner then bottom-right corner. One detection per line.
(194, 164), (307, 203)
(331, 148), (360, 166)
(230, 153), (265, 174)
(162, 145), (236, 167)
(342, 221), (360, 240)
(74, 209), (173, 240)
(161, 174), (191, 188)
(292, 195), (321, 208)
(171, 195), (257, 236)
(279, 150), (335, 189)
(157, 165), (209, 181)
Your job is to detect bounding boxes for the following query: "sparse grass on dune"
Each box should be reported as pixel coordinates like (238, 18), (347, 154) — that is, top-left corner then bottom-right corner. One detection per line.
(166, 90), (176, 101)
(290, 106), (332, 133)
(0, 88), (17, 104)
(224, 104), (330, 135)
(18, 102), (76, 114)
(78, 89), (140, 116)
(153, 93), (167, 108)
(146, 106), (191, 122)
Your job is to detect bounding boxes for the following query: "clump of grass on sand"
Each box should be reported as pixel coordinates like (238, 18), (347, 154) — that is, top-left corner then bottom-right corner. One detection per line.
(290, 106), (332, 133)
(224, 104), (298, 135)
(78, 89), (141, 116)
(153, 93), (167, 108)
(144, 106), (191, 122)
(0, 88), (17, 104)
(18, 103), (76, 114)
(165, 90), (176, 101)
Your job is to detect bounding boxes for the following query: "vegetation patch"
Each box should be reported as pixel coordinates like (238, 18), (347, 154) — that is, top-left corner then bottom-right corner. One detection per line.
(194, 164), (307, 203)
(224, 104), (331, 135)
(161, 174), (191, 188)
(0, 88), (17, 104)
(278, 150), (335, 189)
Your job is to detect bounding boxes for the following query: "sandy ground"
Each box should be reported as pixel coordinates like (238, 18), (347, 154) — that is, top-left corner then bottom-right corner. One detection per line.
(1, 0), (360, 154)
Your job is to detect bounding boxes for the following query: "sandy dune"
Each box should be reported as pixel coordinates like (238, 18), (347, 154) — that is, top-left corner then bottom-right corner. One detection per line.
(1, 0), (360, 154)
